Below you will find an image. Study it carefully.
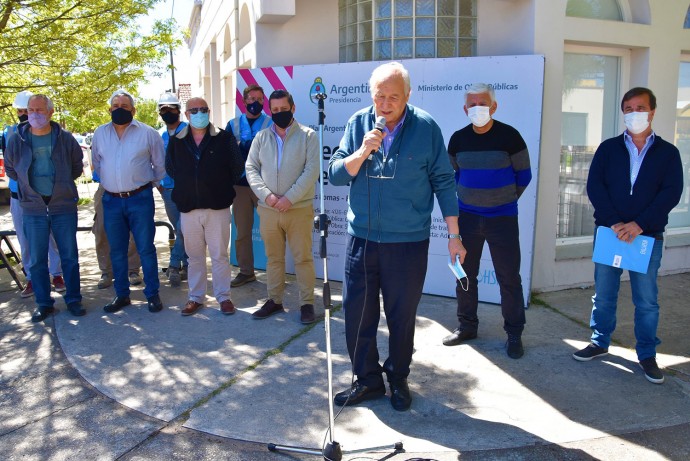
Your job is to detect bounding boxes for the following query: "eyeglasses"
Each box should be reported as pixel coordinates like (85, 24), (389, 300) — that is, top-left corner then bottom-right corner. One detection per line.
(188, 107), (209, 114)
(366, 150), (398, 180)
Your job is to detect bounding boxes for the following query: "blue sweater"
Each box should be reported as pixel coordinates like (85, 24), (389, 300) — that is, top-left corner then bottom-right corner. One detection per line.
(328, 105), (457, 243)
(586, 133), (683, 236)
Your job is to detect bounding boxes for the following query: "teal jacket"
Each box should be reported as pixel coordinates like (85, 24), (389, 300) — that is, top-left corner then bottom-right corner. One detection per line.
(328, 104), (457, 243)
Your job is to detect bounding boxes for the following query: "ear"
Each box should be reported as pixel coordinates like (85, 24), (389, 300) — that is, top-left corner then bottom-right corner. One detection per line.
(489, 101), (498, 116)
(131, 107), (137, 117)
(291, 104), (296, 114)
(463, 105), (469, 116)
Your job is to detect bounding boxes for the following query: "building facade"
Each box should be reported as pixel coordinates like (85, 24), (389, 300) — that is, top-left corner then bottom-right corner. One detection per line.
(186, 0), (690, 293)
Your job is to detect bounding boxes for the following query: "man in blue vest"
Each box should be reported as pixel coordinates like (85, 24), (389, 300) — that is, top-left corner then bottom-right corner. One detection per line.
(225, 84), (272, 287)
(157, 92), (189, 287)
(2, 90), (65, 298)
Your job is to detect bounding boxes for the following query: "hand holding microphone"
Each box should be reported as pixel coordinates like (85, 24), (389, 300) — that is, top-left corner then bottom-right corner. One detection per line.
(366, 116), (387, 161)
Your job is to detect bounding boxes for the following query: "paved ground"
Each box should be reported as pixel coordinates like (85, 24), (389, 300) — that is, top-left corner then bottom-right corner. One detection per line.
(1, 194), (689, 460)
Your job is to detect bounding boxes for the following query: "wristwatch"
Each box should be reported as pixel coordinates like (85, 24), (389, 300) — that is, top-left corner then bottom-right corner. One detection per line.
(448, 233), (462, 240)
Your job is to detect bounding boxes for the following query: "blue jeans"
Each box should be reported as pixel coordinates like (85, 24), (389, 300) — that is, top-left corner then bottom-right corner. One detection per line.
(160, 187), (187, 269)
(590, 233), (664, 361)
(23, 212), (81, 309)
(456, 212), (525, 336)
(102, 187), (160, 299)
(343, 235), (428, 386)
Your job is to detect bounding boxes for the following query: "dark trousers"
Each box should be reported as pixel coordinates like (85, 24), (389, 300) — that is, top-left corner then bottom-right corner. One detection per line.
(343, 235), (428, 387)
(457, 211), (525, 336)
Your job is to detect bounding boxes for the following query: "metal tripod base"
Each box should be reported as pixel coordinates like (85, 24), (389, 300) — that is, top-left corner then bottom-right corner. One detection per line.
(267, 440), (403, 460)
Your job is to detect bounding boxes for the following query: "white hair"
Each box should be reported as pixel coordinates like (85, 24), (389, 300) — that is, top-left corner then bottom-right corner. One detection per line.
(369, 62), (411, 95)
(464, 83), (495, 104)
(108, 88), (136, 107)
(28, 94), (54, 111)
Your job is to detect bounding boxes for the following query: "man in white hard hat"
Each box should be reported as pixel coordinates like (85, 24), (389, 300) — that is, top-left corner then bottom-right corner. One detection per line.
(1, 90), (65, 298)
(157, 92), (189, 287)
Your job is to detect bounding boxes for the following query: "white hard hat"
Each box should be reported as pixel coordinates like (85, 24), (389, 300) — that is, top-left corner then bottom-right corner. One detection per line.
(158, 92), (181, 109)
(108, 88), (136, 106)
(13, 90), (33, 109)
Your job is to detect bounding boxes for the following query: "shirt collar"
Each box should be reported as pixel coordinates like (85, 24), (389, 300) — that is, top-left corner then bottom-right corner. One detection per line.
(623, 129), (655, 145)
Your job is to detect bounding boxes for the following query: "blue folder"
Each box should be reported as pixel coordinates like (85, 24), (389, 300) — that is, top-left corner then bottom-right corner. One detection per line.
(592, 226), (655, 274)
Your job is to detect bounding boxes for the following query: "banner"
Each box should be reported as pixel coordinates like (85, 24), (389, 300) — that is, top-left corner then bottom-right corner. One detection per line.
(234, 56), (544, 304)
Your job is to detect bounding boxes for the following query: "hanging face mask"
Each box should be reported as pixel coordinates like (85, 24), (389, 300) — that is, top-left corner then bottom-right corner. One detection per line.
(111, 107), (134, 125)
(28, 112), (49, 130)
(271, 110), (293, 129)
(467, 106), (491, 128)
(624, 111), (650, 135)
(189, 111), (210, 129)
(246, 100), (263, 116)
(160, 111), (180, 125)
(18, 114), (29, 123)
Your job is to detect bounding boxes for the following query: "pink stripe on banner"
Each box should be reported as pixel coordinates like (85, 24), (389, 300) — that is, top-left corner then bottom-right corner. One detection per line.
(262, 67), (287, 92)
(236, 89), (246, 114)
(238, 68), (259, 87)
(286, 66), (293, 78)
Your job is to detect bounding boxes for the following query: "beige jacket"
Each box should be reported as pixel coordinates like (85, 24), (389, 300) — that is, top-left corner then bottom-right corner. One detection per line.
(245, 121), (320, 209)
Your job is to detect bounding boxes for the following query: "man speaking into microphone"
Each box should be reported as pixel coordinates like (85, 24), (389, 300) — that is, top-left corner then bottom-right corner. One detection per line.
(328, 62), (466, 411)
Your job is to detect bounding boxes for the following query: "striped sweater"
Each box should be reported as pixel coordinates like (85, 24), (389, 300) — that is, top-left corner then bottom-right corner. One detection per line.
(447, 120), (531, 217)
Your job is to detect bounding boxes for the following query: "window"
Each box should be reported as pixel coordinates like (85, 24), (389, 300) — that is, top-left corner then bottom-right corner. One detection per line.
(685, 5), (690, 28)
(559, 51), (622, 238)
(566, 0), (623, 21)
(338, 0), (476, 62)
(669, 60), (690, 227)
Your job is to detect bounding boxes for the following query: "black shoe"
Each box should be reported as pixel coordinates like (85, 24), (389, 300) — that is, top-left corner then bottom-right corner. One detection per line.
(67, 302), (86, 317)
(442, 327), (477, 346)
(389, 379), (412, 411)
(31, 307), (55, 323)
(252, 299), (285, 319)
(639, 357), (664, 384)
(506, 334), (524, 359)
(300, 304), (316, 324)
(103, 296), (131, 313)
(147, 294), (164, 313)
(573, 343), (608, 362)
(334, 381), (386, 406)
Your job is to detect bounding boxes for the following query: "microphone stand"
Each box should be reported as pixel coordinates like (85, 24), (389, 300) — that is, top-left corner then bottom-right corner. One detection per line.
(266, 93), (403, 460)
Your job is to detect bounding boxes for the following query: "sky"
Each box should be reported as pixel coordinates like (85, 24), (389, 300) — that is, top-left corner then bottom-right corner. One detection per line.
(138, 0), (194, 101)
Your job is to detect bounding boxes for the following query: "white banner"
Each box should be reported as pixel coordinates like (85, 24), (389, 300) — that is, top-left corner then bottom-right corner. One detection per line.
(236, 56), (544, 304)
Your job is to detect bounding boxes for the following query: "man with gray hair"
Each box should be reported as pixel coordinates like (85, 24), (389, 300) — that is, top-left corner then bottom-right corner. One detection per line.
(5, 94), (85, 322)
(442, 83), (532, 359)
(91, 89), (166, 313)
(328, 62), (465, 411)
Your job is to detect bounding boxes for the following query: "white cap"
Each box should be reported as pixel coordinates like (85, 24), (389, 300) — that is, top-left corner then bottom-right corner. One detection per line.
(158, 92), (181, 109)
(13, 90), (33, 109)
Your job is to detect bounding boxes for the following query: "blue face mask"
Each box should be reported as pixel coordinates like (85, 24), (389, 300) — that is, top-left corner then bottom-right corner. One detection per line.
(189, 111), (210, 129)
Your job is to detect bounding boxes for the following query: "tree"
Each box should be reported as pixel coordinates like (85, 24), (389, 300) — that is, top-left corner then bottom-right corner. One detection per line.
(0, 0), (181, 132)
(135, 98), (163, 131)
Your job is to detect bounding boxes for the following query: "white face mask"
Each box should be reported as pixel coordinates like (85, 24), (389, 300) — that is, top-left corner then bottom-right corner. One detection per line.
(467, 105), (491, 127)
(624, 111), (650, 135)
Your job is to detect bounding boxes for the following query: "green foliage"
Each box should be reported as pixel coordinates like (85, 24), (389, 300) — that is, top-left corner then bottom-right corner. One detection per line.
(136, 99), (164, 130)
(0, 0), (183, 133)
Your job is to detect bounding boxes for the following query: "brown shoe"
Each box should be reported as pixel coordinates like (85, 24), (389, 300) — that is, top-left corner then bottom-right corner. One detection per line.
(220, 299), (236, 315)
(181, 300), (203, 316)
(252, 299), (285, 319)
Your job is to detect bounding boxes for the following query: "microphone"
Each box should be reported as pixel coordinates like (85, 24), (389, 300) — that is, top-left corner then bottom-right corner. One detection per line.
(367, 116), (386, 161)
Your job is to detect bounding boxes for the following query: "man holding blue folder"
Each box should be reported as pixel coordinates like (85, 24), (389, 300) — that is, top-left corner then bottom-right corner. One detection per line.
(573, 88), (683, 385)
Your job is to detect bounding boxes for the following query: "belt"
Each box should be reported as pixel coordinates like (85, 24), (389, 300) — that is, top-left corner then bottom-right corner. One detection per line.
(105, 182), (151, 198)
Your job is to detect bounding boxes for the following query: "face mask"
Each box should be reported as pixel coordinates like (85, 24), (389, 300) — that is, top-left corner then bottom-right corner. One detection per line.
(271, 110), (293, 129)
(467, 106), (491, 127)
(624, 111), (650, 135)
(246, 100), (263, 116)
(189, 111), (210, 129)
(18, 114), (28, 123)
(160, 111), (180, 125)
(28, 112), (49, 130)
(111, 107), (134, 125)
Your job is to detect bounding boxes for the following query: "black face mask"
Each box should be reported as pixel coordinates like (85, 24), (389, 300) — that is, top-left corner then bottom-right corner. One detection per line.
(246, 100), (263, 116)
(18, 114), (28, 123)
(111, 107), (134, 125)
(271, 110), (293, 129)
(160, 111), (180, 125)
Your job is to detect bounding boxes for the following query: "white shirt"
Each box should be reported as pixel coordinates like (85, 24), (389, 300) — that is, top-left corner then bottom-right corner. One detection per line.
(92, 119), (166, 193)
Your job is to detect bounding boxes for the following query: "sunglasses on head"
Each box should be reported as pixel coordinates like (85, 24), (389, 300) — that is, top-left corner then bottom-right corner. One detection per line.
(188, 107), (209, 114)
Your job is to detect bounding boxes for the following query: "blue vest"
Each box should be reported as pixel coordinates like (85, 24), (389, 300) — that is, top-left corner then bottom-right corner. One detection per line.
(160, 121), (188, 189)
